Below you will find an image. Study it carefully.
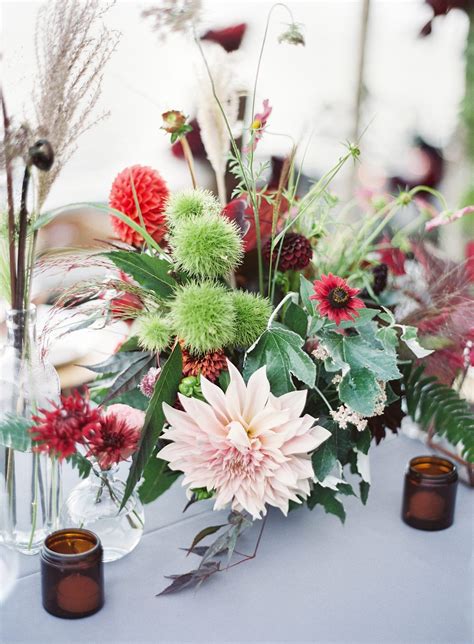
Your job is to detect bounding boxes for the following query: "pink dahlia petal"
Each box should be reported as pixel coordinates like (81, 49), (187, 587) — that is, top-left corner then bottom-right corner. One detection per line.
(158, 361), (329, 520)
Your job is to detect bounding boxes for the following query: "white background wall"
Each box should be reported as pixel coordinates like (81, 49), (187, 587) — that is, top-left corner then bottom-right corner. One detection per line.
(0, 0), (470, 211)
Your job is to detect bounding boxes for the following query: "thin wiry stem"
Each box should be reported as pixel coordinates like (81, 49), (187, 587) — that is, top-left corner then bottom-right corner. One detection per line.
(193, 31), (264, 293)
(0, 89), (17, 307)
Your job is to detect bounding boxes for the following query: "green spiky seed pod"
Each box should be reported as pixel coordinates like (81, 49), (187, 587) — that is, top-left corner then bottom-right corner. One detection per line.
(136, 313), (172, 352)
(170, 281), (235, 354)
(165, 188), (222, 227)
(231, 291), (272, 347)
(170, 215), (243, 278)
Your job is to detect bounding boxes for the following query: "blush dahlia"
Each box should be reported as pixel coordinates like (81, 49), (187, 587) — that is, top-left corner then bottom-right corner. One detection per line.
(109, 165), (169, 247)
(310, 273), (365, 325)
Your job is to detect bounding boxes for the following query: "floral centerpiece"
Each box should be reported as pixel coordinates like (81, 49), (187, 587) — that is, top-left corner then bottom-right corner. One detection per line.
(8, 1), (473, 586)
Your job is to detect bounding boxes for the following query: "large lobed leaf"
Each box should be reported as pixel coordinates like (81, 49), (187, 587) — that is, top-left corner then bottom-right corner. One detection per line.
(244, 327), (316, 395)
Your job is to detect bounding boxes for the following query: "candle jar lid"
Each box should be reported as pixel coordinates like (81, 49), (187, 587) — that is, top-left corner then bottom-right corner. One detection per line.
(407, 455), (458, 484)
(42, 529), (102, 563)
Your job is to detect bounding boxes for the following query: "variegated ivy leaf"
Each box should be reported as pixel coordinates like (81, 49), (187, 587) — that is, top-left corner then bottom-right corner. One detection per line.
(243, 327), (316, 395)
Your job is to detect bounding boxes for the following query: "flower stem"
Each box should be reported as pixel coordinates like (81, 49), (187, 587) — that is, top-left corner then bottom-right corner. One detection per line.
(180, 136), (198, 189)
(0, 88), (17, 307)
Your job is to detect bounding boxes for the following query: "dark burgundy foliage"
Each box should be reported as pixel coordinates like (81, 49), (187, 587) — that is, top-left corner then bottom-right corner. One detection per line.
(201, 23), (247, 52)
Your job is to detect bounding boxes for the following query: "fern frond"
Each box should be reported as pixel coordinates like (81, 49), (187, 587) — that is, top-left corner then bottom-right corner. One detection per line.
(403, 364), (474, 462)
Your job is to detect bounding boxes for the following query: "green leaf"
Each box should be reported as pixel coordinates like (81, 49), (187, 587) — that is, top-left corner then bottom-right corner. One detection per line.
(0, 414), (32, 451)
(101, 354), (155, 405)
(186, 524), (225, 554)
(337, 482), (356, 496)
(104, 251), (176, 298)
(243, 327), (316, 395)
(121, 343), (183, 509)
(283, 302), (307, 338)
(323, 332), (401, 382)
(324, 308), (378, 330)
(218, 370), (230, 392)
(307, 485), (346, 523)
(399, 325), (433, 358)
(85, 351), (149, 375)
(68, 452), (92, 479)
(138, 457), (180, 504)
(311, 438), (337, 480)
(339, 367), (380, 416)
(355, 427), (371, 455)
(34, 203), (163, 254)
(403, 364), (474, 462)
(359, 481), (370, 505)
(118, 336), (141, 352)
(299, 275), (315, 314)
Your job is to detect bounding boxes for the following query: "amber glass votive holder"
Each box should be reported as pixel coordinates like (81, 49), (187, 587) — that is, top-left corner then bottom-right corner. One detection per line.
(41, 528), (104, 619)
(402, 456), (458, 531)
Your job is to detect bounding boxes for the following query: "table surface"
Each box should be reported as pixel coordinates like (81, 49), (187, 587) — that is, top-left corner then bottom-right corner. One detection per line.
(1, 435), (473, 644)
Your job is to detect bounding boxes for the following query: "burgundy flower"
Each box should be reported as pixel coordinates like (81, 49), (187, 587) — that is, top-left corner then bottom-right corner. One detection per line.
(201, 23), (247, 53)
(30, 390), (102, 461)
(263, 232), (313, 271)
(310, 273), (365, 325)
(466, 241), (474, 283)
(378, 235), (406, 276)
(85, 406), (142, 470)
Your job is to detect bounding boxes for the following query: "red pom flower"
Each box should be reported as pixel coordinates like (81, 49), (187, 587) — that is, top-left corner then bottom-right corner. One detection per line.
(109, 165), (169, 247)
(310, 273), (365, 325)
(30, 390), (102, 461)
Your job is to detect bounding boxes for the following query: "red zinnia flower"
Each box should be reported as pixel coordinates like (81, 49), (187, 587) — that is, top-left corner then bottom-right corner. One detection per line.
(30, 390), (102, 461)
(84, 406), (142, 470)
(310, 273), (365, 325)
(109, 165), (169, 247)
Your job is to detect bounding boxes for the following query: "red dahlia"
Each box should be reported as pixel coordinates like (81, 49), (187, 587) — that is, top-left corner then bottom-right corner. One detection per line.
(310, 273), (365, 325)
(84, 412), (140, 470)
(109, 165), (169, 247)
(263, 232), (312, 271)
(30, 390), (102, 460)
(180, 342), (228, 382)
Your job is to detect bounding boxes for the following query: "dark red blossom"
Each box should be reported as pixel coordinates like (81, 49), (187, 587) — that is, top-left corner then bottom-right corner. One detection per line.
(263, 232), (313, 272)
(85, 412), (140, 470)
(201, 23), (247, 52)
(30, 390), (101, 461)
(310, 273), (365, 325)
(378, 236), (406, 276)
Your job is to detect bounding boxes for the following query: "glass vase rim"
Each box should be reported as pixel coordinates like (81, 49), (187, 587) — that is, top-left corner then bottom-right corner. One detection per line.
(408, 455), (457, 482)
(42, 528), (101, 561)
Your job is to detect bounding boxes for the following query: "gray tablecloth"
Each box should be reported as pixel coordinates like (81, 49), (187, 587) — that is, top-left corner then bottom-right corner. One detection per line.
(1, 435), (473, 644)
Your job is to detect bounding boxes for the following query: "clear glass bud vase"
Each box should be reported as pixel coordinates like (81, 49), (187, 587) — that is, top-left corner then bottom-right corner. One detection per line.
(60, 464), (145, 563)
(0, 306), (61, 554)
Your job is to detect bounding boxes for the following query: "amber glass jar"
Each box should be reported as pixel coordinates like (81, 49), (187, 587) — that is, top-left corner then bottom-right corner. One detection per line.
(402, 456), (458, 531)
(41, 529), (104, 618)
